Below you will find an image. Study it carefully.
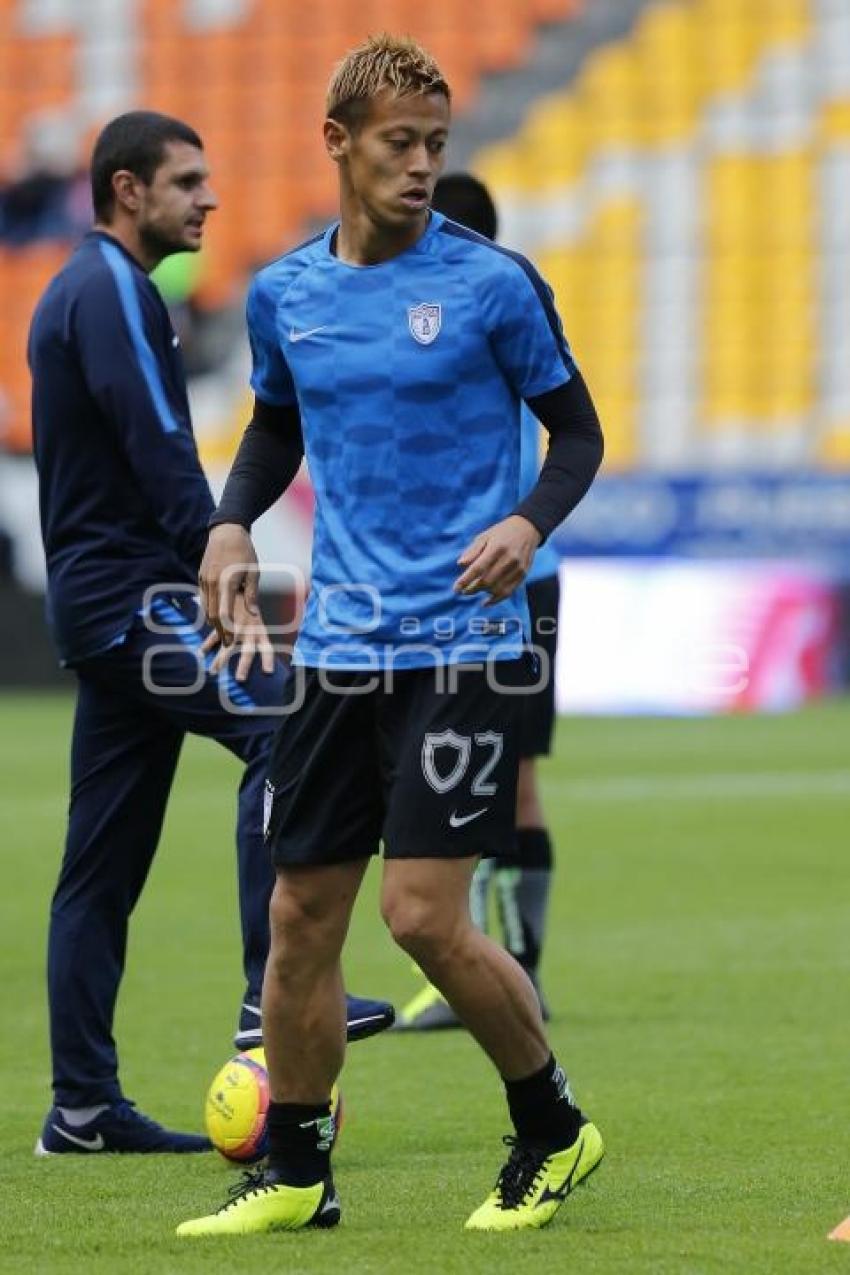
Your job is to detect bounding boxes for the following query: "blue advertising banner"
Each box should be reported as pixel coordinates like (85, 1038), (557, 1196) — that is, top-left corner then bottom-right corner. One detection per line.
(552, 474), (850, 560)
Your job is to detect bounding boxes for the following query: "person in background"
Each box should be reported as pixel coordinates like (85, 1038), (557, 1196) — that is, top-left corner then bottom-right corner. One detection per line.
(0, 114), (91, 246)
(28, 110), (393, 1156)
(398, 172), (562, 1031)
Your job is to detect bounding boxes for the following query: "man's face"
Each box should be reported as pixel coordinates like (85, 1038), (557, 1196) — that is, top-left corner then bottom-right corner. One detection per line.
(135, 140), (217, 256)
(333, 90), (450, 228)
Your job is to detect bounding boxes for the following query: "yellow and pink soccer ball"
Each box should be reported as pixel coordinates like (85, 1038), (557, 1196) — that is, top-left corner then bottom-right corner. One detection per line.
(205, 1046), (343, 1163)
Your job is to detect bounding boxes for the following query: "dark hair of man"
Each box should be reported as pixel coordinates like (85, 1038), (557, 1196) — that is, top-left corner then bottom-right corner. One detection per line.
(431, 172), (498, 242)
(91, 110), (203, 221)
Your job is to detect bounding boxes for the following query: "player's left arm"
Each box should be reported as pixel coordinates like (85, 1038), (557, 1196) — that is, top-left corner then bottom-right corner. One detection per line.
(455, 256), (603, 604)
(455, 372), (602, 603)
(514, 369), (604, 540)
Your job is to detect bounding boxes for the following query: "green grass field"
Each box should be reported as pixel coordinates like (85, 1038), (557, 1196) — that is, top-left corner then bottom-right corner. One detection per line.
(2, 692), (849, 1274)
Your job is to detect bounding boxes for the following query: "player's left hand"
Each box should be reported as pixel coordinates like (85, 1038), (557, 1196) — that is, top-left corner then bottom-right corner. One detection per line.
(200, 592), (276, 681)
(454, 515), (542, 606)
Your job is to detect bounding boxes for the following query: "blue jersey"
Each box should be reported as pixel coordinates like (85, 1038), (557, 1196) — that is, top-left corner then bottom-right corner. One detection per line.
(249, 211), (574, 669)
(29, 232), (214, 665)
(520, 406), (562, 585)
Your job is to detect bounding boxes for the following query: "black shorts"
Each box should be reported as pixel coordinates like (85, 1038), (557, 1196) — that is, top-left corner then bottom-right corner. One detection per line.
(264, 659), (530, 866)
(520, 573), (561, 758)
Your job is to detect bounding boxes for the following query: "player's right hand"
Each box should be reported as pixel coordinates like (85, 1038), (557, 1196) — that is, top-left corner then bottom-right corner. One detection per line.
(201, 592), (275, 679)
(199, 522), (260, 646)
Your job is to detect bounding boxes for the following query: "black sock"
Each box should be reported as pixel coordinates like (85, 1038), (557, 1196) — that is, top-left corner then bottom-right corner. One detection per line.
(266, 1100), (334, 1186)
(515, 827), (553, 872)
(504, 1054), (583, 1150)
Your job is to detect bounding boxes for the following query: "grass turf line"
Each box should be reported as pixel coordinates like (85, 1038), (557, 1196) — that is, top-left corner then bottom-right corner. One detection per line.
(1, 693), (849, 1273)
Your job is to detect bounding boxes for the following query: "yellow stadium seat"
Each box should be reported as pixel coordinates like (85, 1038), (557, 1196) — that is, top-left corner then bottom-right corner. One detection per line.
(818, 426), (850, 468)
(757, 0), (809, 46)
(632, 3), (700, 142)
(474, 141), (527, 192)
(694, 0), (762, 94)
(522, 97), (587, 189)
(821, 100), (850, 141)
(579, 46), (642, 149)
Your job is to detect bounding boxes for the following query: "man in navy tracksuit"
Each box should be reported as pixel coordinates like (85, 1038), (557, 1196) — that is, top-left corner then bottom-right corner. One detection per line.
(28, 111), (392, 1155)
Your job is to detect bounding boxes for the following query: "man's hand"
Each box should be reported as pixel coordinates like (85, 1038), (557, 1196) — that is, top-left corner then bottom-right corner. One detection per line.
(454, 515), (542, 605)
(199, 523), (260, 645)
(200, 592), (275, 681)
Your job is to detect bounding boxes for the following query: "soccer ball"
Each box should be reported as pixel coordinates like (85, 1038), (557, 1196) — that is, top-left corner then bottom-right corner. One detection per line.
(205, 1046), (343, 1163)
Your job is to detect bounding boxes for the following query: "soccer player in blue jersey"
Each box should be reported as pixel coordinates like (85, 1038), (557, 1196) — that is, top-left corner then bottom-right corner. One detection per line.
(28, 111), (393, 1156)
(178, 35), (604, 1235)
(398, 173), (564, 1031)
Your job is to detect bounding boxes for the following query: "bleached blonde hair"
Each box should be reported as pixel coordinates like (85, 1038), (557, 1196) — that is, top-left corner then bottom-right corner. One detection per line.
(327, 34), (450, 130)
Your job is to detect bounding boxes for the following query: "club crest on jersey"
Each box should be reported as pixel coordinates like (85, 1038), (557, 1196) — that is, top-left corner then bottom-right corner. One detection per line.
(408, 302), (441, 345)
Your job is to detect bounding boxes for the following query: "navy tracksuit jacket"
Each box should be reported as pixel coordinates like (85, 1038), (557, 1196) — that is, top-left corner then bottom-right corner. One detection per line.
(29, 231), (282, 1106)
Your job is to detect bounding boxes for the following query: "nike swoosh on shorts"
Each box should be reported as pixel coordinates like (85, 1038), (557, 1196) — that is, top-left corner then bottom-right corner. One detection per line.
(449, 808), (489, 828)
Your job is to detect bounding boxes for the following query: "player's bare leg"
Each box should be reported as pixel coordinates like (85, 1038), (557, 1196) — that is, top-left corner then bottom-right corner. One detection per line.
(381, 856), (547, 1078)
(178, 858), (368, 1238)
(381, 854), (602, 1231)
(397, 761), (551, 1033)
(263, 859), (369, 1102)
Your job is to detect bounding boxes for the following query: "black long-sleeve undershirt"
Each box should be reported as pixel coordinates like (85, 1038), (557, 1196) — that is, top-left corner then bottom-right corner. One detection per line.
(513, 369), (604, 543)
(209, 398), (304, 531)
(210, 370), (602, 538)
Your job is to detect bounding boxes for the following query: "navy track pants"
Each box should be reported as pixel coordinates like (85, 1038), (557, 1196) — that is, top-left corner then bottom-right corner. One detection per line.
(48, 593), (283, 1106)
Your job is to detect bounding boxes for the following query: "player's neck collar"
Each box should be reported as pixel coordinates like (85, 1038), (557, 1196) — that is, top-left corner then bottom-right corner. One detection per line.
(326, 210), (443, 268)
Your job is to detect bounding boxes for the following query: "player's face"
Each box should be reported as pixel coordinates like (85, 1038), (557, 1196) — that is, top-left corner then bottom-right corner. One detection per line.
(337, 90), (450, 229)
(137, 141), (218, 256)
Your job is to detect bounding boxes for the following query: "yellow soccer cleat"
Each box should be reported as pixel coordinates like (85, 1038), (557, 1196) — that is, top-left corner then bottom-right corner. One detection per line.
(176, 1168), (340, 1237)
(464, 1122), (604, 1232)
(396, 981), (461, 1031)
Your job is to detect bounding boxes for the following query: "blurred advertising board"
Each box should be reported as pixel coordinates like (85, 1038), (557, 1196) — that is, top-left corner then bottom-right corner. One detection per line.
(555, 560), (843, 715)
(553, 473), (850, 561)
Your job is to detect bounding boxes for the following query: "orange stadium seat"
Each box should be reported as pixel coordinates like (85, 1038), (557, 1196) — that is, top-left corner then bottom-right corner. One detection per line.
(535, 0), (583, 19)
(0, 243), (66, 451)
(0, 0), (587, 452)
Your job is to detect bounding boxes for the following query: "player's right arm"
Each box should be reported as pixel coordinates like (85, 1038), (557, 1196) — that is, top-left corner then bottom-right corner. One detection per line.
(200, 269), (303, 645)
(201, 399), (304, 644)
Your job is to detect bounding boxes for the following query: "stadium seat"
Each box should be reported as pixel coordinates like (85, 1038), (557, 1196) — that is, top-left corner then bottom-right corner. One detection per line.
(0, 243), (66, 450)
(0, 0), (591, 451)
(468, 0), (846, 469)
(2, 0), (848, 471)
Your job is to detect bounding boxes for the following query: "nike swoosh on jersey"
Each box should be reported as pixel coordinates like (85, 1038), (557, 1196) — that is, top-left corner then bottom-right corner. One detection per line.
(449, 808), (489, 828)
(289, 325), (329, 343)
(53, 1125), (105, 1151)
